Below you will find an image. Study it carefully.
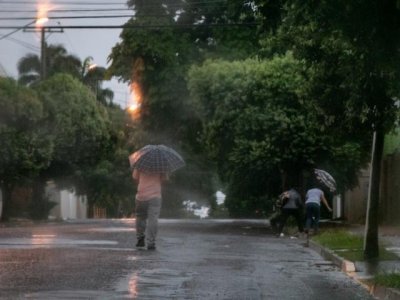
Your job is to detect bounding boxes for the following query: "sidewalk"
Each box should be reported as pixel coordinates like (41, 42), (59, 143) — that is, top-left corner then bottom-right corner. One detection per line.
(310, 223), (400, 300)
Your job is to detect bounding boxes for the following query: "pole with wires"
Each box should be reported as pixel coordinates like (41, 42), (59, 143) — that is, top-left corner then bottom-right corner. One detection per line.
(40, 27), (46, 80)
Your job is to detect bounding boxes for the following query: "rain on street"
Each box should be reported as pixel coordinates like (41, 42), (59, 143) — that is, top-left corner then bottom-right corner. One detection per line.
(0, 219), (374, 299)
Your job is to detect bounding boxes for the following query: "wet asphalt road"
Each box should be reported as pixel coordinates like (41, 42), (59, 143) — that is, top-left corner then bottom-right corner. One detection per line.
(0, 219), (374, 300)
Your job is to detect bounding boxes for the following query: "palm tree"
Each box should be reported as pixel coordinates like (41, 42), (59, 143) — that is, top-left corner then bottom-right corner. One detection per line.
(17, 44), (81, 86)
(81, 56), (114, 105)
(18, 48), (114, 105)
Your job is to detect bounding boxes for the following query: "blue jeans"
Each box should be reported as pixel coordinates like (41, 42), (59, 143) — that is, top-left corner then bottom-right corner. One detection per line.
(135, 198), (162, 246)
(305, 203), (320, 232)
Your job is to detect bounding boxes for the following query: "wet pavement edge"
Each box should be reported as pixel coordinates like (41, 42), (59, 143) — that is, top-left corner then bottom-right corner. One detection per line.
(308, 239), (400, 300)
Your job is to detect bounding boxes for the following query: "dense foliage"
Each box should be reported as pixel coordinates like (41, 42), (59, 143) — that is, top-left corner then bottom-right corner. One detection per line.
(188, 54), (370, 216)
(0, 78), (52, 219)
(1, 1), (399, 244)
(256, 0), (400, 258)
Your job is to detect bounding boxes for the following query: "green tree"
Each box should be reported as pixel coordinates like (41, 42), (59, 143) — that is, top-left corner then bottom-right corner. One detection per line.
(188, 55), (306, 216)
(188, 54), (371, 217)
(108, 0), (261, 214)
(257, 0), (400, 259)
(77, 105), (135, 217)
(81, 56), (114, 106)
(18, 48), (114, 105)
(30, 74), (111, 219)
(0, 77), (53, 220)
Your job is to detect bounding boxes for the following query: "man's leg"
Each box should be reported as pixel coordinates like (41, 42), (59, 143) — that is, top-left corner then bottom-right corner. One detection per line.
(305, 204), (313, 233)
(135, 200), (148, 247)
(294, 209), (304, 233)
(146, 198), (162, 249)
(313, 205), (321, 234)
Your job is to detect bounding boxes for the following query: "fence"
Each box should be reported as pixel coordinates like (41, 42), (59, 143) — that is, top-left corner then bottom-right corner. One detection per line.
(93, 206), (107, 219)
(381, 153), (400, 224)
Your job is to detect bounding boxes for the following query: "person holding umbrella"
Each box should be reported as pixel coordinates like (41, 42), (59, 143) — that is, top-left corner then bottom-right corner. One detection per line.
(132, 169), (168, 250)
(304, 174), (333, 235)
(129, 145), (185, 250)
(304, 168), (336, 236)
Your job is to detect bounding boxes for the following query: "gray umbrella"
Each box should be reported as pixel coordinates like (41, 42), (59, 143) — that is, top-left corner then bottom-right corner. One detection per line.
(314, 168), (337, 193)
(129, 145), (185, 174)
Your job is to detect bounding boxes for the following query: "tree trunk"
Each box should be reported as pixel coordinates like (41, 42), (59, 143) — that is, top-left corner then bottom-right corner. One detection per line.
(0, 182), (13, 222)
(364, 129), (384, 260)
(30, 176), (51, 220)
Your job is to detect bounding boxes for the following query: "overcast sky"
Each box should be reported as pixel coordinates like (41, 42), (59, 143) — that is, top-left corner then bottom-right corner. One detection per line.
(0, 0), (133, 107)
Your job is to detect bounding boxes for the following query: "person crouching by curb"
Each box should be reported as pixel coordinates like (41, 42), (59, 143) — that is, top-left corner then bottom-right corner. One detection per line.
(277, 188), (304, 237)
(133, 169), (168, 250)
(304, 186), (332, 235)
(270, 195), (284, 235)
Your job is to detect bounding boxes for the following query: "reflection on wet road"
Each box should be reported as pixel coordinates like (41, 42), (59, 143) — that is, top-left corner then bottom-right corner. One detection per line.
(0, 237), (118, 249)
(0, 219), (375, 299)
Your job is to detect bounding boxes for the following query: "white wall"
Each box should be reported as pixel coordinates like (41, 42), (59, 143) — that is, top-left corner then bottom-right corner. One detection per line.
(47, 183), (87, 220)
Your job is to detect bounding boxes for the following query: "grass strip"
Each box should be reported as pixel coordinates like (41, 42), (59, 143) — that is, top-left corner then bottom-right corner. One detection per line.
(374, 272), (400, 289)
(312, 230), (398, 261)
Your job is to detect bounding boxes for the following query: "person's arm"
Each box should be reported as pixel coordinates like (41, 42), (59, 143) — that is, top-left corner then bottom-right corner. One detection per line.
(321, 193), (332, 212)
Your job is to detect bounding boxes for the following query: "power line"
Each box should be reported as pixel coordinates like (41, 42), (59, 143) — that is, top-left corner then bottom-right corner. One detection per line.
(0, 23), (259, 30)
(0, 15), (134, 21)
(0, 20), (35, 41)
(0, 8), (133, 13)
(0, 0), (227, 5)
(0, 12), (250, 20)
(2, 35), (39, 51)
(0, 0), (127, 4)
(0, 2), (230, 13)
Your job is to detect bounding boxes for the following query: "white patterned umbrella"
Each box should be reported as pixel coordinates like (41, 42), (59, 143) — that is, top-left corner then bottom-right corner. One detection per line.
(129, 145), (185, 174)
(314, 169), (337, 193)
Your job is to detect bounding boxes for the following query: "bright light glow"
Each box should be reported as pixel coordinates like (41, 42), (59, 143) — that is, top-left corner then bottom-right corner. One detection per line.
(127, 81), (142, 119)
(88, 63), (98, 70)
(36, 1), (54, 28)
(216, 191), (226, 205)
(128, 103), (139, 112)
(128, 274), (138, 297)
(183, 200), (210, 219)
(36, 17), (49, 26)
(31, 234), (56, 245)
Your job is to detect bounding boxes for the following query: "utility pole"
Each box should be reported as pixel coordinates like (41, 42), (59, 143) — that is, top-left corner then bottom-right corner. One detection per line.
(24, 25), (63, 80)
(40, 27), (46, 80)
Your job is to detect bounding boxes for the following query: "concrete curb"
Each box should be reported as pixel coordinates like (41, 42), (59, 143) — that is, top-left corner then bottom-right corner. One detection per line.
(308, 240), (356, 272)
(372, 285), (400, 300)
(308, 240), (400, 300)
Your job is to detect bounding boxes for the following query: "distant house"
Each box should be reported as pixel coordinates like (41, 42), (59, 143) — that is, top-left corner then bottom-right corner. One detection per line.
(380, 129), (400, 224)
(46, 181), (88, 220)
(343, 168), (370, 224)
(344, 130), (400, 225)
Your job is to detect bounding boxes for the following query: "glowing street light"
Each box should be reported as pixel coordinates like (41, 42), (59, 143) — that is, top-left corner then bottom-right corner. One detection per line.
(127, 82), (142, 120)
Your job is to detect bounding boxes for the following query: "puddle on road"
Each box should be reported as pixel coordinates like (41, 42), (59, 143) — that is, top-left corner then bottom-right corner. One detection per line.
(24, 290), (131, 299)
(0, 227), (140, 249)
(116, 268), (194, 299)
(88, 227), (135, 233)
(0, 237), (118, 249)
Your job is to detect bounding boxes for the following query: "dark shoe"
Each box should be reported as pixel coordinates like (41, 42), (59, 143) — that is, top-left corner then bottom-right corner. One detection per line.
(136, 237), (145, 248)
(147, 244), (156, 250)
